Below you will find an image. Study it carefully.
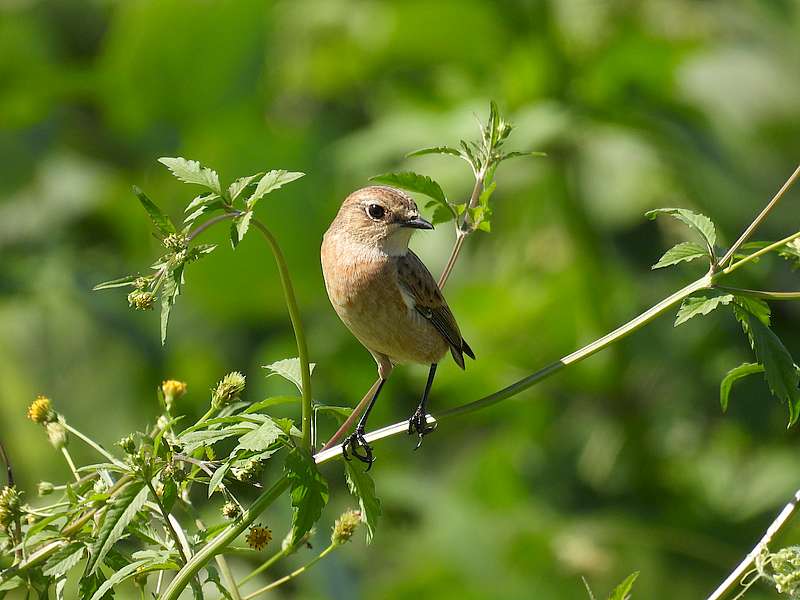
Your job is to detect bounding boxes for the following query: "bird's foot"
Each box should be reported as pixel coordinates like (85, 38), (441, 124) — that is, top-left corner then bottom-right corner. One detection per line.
(342, 428), (374, 470)
(407, 408), (436, 450)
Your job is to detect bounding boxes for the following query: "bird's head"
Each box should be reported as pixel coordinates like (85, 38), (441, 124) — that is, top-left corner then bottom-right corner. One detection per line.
(331, 186), (433, 256)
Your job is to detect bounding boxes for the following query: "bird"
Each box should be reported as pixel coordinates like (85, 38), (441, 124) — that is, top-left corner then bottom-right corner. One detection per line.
(321, 185), (474, 467)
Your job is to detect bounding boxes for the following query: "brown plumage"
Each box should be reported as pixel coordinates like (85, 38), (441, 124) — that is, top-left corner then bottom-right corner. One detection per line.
(320, 185), (474, 465)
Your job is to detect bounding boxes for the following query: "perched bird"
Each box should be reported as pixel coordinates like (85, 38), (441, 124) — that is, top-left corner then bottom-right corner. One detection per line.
(321, 185), (474, 466)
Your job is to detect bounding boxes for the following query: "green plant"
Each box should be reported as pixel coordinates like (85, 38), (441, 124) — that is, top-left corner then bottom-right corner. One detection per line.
(1, 104), (799, 600)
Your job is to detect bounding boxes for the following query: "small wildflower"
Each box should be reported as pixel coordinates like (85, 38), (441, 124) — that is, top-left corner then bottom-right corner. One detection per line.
(211, 371), (246, 408)
(37, 481), (54, 497)
(128, 290), (155, 311)
(246, 524), (272, 551)
(764, 546), (800, 596)
(93, 478), (109, 495)
(161, 379), (187, 412)
(331, 509), (361, 546)
(27, 395), (55, 424)
(221, 501), (240, 520)
(282, 528), (314, 554)
(134, 276), (150, 290)
(46, 421), (68, 450)
(231, 458), (261, 482)
(118, 435), (136, 455)
(0, 486), (21, 531)
(163, 233), (188, 251)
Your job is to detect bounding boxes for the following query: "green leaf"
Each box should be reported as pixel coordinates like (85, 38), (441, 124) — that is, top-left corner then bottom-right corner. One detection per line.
(205, 565), (234, 600)
(179, 428), (250, 453)
(285, 448), (329, 543)
(207, 462), (230, 498)
(161, 479), (178, 513)
(652, 242), (709, 270)
(86, 482), (150, 574)
(315, 404), (353, 425)
(159, 265), (182, 345)
(608, 572), (639, 600)
(369, 171), (448, 206)
(235, 419), (285, 452)
(779, 239), (800, 269)
(263, 358), (315, 393)
(500, 150), (546, 161)
(158, 157), (221, 194)
(646, 208), (717, 256)
(720, 362), (765, 412)
(133, 186), (176, 237)
(92, 275), (140, 291)
(406, 146), (462, 158)
(232, 211), (253, 247)
(245, 170), (305, 210)
(43, 542), (85, 578)
(674, 293), (733, 326)
(733, 294), (771, 326)
(344, 461), (381, 544)
(228, 173), (263, 203)
(184, 192), (220, 213)
(734, 304), (800, 424)
(88, 557), (154, 600)
(244, 396), (301, 413)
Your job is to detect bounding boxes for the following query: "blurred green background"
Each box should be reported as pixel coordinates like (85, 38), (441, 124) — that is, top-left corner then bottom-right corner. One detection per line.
(2, 0), (800, 598)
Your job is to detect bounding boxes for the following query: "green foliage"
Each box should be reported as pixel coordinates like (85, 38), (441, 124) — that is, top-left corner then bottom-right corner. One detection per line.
(646, 208), (717, 258)
(651, 242), (709, 270)
(263, 358), (316, 393)
(344, 461), (381, 544)
(674, 293), (733, 326)
(720, 363), (765, 412)
(583, 572), (639, 600)
(158, 157), (221, 194)
(285, 448), (329, 544)
(86, 482), (150, 574)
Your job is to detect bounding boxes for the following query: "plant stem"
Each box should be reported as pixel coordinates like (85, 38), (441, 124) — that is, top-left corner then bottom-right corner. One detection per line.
(215, 554), (243, 600)
(145, 481), (188, 565)
(314, 275), (711, 464)
(239, 546), (290, 586)
(61, 448), (80, 482)
(62, 423), (126, 467)
(0, 541), (66, 585)
(721, 230), (800, 276)
(187, 213), (237, 242)
(242, 544), (336, 599)
(718, 164), (800, 267)
(706, 487), (800, 600)
(715, 287), (800, 300)
(160, 476), (290, 600)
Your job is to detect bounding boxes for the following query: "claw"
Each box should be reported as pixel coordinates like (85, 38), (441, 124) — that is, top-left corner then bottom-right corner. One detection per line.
(342, 429), (374, 470)
(407, 408), (436, 450)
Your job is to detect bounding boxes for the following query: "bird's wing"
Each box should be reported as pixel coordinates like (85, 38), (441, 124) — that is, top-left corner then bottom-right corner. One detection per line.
(396, 251), (474, 368)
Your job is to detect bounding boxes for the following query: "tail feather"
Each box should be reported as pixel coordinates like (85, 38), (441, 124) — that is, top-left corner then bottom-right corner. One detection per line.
(449, 338), (475, 370)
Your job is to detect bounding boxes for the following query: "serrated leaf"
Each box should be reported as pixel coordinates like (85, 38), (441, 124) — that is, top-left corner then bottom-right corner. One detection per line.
(160, 266), (182, 345)
(179, 428), (250, 453)
(244, 396), (301, 413)
(88, 557), (154, 600)
(246, 170), (305, 210)
(161, 479), (177, 513)
(652, 242), (709, 270)
(406, 146), (462, 158)
(184, 193), (220, 213)
(608, 572), (639, 600)
(674, 293), (733, 326)
(344, 461), (381, 544)
(228, 173), (263, 203)
(369, 171), (448, 207)
(500, 150), (546, 160)
(86, 482), (150, 574)
(646, 208), (717, 256)
(43, 542), (85, 577)
(720, 362), (765, 412)
(207, 462), (230, 498)
(733, 295), (771, 326)
(734, 304), (800, 424)
(234, 419), (284, 453)
(285, 448), (328, 543)
(263, 358), (315, 393)
(233, 211), (253, 247)
(92, 275), (140, 291)
(158, 157), (221, 194)
(133, 186), (176, 237)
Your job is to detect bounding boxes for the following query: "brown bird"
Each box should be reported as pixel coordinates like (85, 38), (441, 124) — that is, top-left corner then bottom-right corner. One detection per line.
(321, 185), (474, 466)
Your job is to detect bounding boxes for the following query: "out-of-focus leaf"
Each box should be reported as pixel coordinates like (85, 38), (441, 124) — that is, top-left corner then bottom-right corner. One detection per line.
(720, 362), (765, 412)
(133, 186), (176, 237)
(370, 171), (449, 208)
(608, 571), (639, 600)
(674, 293), (733, 326)
(263, 358), (315, 393)
(245, 396), (301, 413)
(285, 448), (328, 543)
(158, 157), (221, 194)
(500, 150), (546, 160)
(733, 295), (771, 326)
(88, 556), (157, 600)
(43, 542), (85, 578)
(345, 461), (381, 543)
(652, 242), (709, 270)
(646, 208), (717, 256)
(779, 239), (800, 269)
(406, 146), (462, 158)
(246, 170), (304, 210)
(92, 275), (140, 291)
(86, 482), (149, 574)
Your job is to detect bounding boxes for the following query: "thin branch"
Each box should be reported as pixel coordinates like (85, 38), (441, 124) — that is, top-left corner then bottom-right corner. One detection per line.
(721, 230), (800, 275)
(239, 546), (290, 586)
(187, 212), (236, 242)
(718, 164), (800, 267)
(706, 488), (800, 600)
(62, 423), (126, 468)
(145, 480), (188, 565)
(715, 287), (800, 300)
(243, 544), (336, 599)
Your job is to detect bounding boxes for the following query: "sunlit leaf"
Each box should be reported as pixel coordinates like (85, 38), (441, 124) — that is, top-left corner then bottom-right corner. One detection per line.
(158, 157), (221, 194)
(263, 358), (315, 393)
(720, 362), (765, 412)
(674, 293), (733, 326)
(86, 482), (150, 574)
(652, 242), (709, 270)
(646, 208), (717, 256)
(228, 173), (263, 203)
(608, 571), (639, 600)
(345, 461), (381, 543)
(285, 448), (329, 543)
(133, 186), (176, 237)
(406, 146), (462, 158)
(246, 170), (305, 210)
(369, 171), (448, 207)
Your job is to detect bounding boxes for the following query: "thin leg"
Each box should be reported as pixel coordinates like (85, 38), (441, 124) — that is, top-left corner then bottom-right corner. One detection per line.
(408, 363), (437, 448)
(342, 378), (386, 470)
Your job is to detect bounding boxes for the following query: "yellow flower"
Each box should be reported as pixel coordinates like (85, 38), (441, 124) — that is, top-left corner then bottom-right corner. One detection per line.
(331, 509), (361, 546)
(245, 524), (272, 551)
(161, 380), (187, 411)
(27, 395), (54, 424)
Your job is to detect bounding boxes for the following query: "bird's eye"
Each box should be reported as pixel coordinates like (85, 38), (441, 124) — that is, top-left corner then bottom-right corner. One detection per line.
(367, 204), (386, 220)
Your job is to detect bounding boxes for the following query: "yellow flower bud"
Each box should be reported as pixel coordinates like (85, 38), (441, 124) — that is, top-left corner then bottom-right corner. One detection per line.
(331, 509), (361, 546)
(27, 395), (55, 424)
(161, 379), (188, 411)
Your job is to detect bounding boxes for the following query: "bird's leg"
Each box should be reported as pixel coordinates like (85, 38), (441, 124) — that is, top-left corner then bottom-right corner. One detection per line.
(342, 377), (386, 470)
(408, 363), (438, 448)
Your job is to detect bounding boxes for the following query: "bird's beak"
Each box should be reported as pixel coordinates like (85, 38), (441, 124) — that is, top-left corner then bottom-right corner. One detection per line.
(402, 216), (434, 230)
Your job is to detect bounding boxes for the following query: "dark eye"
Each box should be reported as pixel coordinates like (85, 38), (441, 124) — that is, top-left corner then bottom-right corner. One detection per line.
(367, 204), (385, 220)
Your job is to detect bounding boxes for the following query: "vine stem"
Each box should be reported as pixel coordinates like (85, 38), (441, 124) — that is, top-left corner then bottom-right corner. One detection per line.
(721, 230), (800, 276)
(320, 172), (485, 451)
(62, 423), (126, 468)
(242, 544), (336, 599)
(706, 487), (800, 600)
(160, 476), (290, 600)
(238, 546), (290, 586)
(145, 480), (189, 566)
(715, 287), (800, 300)
(718, 164), (800, 267)
(314, 274), (712, 464)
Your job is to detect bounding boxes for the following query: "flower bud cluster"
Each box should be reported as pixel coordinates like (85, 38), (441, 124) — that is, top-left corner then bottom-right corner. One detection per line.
(331, 509), (361, 546)
(211, 372), (246, 408)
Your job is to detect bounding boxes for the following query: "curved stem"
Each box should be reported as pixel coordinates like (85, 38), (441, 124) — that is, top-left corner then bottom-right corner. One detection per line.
(249, 218), (313, 450)
(706, 487), (800, 600)
(239, 545), (290, 586)
(719, 164), (800, 267)
(187, 213), (236, 242)
(721, 230), (800, 276)
(160, 476), (290, 600)
(314, 275), (711, 464)
(145, 480), (188, 565)
(243, 544), (336, 599)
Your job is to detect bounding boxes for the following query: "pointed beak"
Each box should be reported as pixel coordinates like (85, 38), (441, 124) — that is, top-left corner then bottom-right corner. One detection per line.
(402, 216), (434, 230)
